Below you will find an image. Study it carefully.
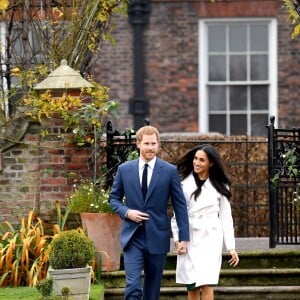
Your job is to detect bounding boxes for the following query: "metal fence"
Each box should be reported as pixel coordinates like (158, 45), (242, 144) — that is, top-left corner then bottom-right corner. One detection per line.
(267, 116), (300, 247)
(105, 121), (138, 189)
(105, 121), (270, 239)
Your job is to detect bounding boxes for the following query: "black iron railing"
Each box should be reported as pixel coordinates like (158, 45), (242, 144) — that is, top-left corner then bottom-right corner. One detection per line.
(267, 116), (300, 247)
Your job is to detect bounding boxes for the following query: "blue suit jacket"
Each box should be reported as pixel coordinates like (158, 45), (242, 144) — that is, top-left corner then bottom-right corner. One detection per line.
(109, 157), (190, 254)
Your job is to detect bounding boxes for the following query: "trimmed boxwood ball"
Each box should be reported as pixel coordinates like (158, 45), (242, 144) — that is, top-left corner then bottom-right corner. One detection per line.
(49, 229), (95, 269)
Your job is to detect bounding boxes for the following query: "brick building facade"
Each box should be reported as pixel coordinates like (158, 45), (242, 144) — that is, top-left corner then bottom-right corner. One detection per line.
(91, 0), (299, 132)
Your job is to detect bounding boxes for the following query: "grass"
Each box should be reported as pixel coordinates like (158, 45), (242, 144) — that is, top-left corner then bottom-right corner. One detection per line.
(0, 283), (104, 299)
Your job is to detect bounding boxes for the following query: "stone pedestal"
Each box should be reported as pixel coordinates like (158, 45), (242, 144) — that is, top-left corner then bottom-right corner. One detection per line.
(48, 266), (92, 300)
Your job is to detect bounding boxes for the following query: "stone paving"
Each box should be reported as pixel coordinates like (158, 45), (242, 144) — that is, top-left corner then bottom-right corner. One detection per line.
(170, 237), (300, 254)
(235, 237), (300, 251)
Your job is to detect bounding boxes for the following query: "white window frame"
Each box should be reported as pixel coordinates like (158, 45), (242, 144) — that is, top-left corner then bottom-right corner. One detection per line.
(0, 21), (8, 118)
(199, 18), (278, 135)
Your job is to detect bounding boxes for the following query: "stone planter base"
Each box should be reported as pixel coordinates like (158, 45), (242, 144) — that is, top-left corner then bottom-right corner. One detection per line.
(48, 266), (92, 300)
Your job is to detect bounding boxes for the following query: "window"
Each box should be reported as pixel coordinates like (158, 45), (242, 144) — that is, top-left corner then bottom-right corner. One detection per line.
(199, 19), (277, 136)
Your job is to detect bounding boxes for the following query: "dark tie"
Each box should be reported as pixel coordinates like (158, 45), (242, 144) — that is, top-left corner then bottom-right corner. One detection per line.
(142, 164), (148, 200)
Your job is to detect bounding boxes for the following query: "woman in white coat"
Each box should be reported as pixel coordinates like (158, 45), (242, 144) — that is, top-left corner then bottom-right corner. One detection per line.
(171, 144), (239, 300)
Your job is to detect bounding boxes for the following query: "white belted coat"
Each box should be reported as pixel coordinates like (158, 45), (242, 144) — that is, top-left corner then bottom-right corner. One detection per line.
(171, 173), (236, 286)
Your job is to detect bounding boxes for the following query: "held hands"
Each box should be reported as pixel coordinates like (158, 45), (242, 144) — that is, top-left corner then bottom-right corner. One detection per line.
(228, 249), (239, 267)
(126, 209), (150, 223)
(175, 241), (188, 255)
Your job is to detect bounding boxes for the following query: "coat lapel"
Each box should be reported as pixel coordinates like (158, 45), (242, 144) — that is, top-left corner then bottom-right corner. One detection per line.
(129, 160), (144, 201)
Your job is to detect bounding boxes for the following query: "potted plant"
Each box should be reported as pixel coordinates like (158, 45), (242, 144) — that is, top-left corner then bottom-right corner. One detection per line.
(48, 229), (95, 300)
(67, 180), (122, 271)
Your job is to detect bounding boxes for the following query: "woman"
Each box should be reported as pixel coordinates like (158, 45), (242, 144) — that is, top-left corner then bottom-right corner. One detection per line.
(171, 144), (239, 300)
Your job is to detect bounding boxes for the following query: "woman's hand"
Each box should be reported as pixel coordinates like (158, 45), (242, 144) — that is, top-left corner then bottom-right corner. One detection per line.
(228, 249), (239, 267)
(175, 241), (188, 255)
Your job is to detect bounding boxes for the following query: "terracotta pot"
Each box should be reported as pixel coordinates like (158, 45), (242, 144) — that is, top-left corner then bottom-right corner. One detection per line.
(80, 213), (122, 271)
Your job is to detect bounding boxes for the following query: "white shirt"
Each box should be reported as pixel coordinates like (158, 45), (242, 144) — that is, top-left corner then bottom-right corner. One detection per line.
(139, 157), (156, 187)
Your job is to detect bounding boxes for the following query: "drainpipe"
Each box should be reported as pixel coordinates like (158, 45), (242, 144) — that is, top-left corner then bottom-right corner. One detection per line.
(128, 0), (151, 130)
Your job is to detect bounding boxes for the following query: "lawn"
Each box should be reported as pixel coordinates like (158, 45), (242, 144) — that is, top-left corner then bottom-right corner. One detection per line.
(0, 283), (104, 299)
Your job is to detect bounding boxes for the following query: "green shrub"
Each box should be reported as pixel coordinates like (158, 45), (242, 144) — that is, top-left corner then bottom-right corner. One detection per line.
(36, 278), (53, 298)
(49, 229), (95, 269)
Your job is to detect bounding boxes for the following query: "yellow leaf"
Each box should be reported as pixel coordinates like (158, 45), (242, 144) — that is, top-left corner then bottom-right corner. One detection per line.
(11, 67), (21, 76)
(0, 0), (9, 13)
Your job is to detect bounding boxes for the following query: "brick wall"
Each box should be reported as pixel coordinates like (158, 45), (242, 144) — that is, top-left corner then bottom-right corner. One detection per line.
(277, 4), (300, 128)
(0, 122), (93, 225)
(191, 0), (279, 17)
(0, 130), (40, 224)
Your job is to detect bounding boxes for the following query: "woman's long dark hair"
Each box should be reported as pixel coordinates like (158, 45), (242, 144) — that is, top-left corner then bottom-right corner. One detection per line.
(177, 144), (232, 199)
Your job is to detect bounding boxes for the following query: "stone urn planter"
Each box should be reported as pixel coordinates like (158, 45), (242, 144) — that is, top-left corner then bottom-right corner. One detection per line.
(80, 212), (122, 271)
(48, 229), (95, 300)
(48, 266), (92, 300)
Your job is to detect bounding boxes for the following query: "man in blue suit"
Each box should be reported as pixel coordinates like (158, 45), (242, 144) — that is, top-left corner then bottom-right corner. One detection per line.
(109, 125), (190, 300)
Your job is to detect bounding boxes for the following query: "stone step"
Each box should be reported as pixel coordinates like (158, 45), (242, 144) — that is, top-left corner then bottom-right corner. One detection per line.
(164, 250), (300, 270)
(104, 286), (300, 300)
(219, 268), (300, 286)
(103, 249), (300, 299)
(102, 268), (300, 288)
(118, 250), (300, 270)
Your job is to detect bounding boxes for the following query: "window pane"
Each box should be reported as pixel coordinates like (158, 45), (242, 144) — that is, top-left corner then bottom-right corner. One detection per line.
(209, 55), (226, 81)
(230, 55), (247, 81)
(251, 85), (268, 110)
(230, 86), (247, 110)
(251, 55), (268, 80)
(251, 114), (269, 136)
(208, 86), (226, 110)
(231, 115), (247, 135)
(209, 115), (226, 134)
(208, 25), (226, 52)
(250, 24), (268, 51)
(229, 23), (247, 52)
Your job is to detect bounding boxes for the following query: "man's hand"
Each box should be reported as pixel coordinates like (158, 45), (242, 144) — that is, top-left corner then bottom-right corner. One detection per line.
(126, 209), (150, 223)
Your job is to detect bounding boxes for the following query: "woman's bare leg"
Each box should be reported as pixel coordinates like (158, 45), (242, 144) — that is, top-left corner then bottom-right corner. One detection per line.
(188, 287), (201, 300)
(200, 285), (214, 300)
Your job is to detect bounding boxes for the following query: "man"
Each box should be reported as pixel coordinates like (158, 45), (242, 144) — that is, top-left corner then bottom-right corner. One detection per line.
(109, 125), (189, 300)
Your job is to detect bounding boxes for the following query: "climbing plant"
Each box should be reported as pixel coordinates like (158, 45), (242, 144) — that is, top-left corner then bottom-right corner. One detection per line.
(271, 145), (299, 186)
(283, 0), (300, 38)
(23, 80), (119, 146)
(271, 143), (300, 210)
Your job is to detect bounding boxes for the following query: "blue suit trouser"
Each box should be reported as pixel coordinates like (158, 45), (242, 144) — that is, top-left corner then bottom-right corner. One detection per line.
(123, 224), (167, 300)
